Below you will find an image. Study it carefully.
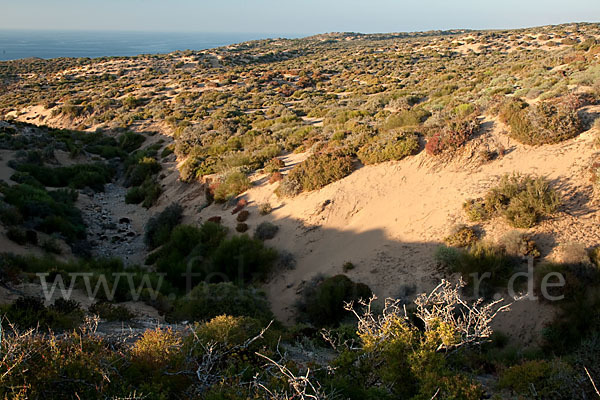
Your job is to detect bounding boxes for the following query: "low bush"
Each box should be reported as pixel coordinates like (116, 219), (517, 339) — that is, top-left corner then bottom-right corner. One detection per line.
(236, 222), (248, 232)
(213, 171), (251, 203)
(236, 210), (250, 222)
(435, 242), (516, 297)
(171, 282), (274, 322)
(463, 173), (560, 228)
(259, 202), (273, 215)
(125, 156), (161, 187)
(89, 302), (134, 321)
(499, 96), (583, 145)
(125, 178), (162, 208)
(264, 157), (285, 173)
(210, 235), (278, 283)
(118, 131), (145, 153)
(278, 151), (354, 196)
(12, 162), (114, 191)
(498, 360), (580, 399)
(444, 225), (478, 247)
(6, 227), (27, 245)
(254, 221), (279, 240)
(1, 184), (86, 242)
(144, 202), (184, 249)
(357, 131), (420, 164)
(498, 231), (540, 258)
(301, 274), (372, 327)
(1, 296), (84, 331)
(425, 114), (480, 156)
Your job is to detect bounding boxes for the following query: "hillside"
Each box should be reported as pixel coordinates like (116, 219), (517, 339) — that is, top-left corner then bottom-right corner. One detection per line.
(1, 23), (600, 399)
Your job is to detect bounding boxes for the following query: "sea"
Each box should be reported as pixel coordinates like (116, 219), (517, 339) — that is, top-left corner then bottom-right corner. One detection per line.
(0, 30), (292, 61)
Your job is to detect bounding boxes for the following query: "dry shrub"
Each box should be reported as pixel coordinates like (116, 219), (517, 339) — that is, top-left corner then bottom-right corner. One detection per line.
(556, 242), (591, 264)
(236, 222), (248, 232)
(498, 230), (540, 258)
(444, 225), (478, 247)
(130, 327), (182, 368)
(259, 202), (272, 215)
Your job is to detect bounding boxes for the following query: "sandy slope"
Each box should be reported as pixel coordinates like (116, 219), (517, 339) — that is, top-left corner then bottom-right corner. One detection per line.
(192, 114), (600, 345)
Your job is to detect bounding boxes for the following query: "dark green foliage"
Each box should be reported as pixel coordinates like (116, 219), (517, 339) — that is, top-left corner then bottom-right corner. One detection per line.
(6, 227), (27, 245)
(535, 262), (600, 353)
(118, 131), (145, 153)
(89, 302), (134, 321)
(1, 296), (84, 331)
(210, 235), (278, 283)
(146, 222), (229, 289)
(11, 162), (114, 191)
(171, 282), (274, 322)
(1, 184), (85, 242)
(125, 156), (161, 187)
(125, 178), (162, 208)
(435, 242), (517, 297)
(302, 275), (372, 327)
(144, 202), (184, 249)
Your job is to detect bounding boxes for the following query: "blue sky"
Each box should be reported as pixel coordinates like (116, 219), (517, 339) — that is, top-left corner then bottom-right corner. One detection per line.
(3, 0), (599, 34)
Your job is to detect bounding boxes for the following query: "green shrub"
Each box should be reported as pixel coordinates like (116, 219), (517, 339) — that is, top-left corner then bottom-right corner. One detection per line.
(144, 203), (184, 249)
(278, 151), (354, 196)
(89, 302), (134, 321)
(499, 96), (583, 145)
(302, 275), (372, 327)
(171, 282), (274, 322)
(118, 131), (145, 153)
(12, 162), (114, 191)
(463, 173), (560, 228)
(499, 360), (579, 399)
(146, 222), (229, 289)
(125, 178), (162, 208)
(1, 296), (84, 331)
(125, 156), (161, 187)
(210, 235), (278, 283)
(213, 171), (251, 203)
(357, 131), (419, 164)
(382, 107), (431, 130)
(435, 242), (516, 297)
(1, 184), (85, 242)
(6, 227), (27, 245)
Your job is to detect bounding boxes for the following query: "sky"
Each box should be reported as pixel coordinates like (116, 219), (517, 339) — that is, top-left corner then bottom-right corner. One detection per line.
(2, 0), (599, 35)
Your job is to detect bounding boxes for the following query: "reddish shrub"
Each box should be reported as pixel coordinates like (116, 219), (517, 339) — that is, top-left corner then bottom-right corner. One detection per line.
(426, 117), (480, 156)
(231, 198), (248, 214)
(269, 172), (283, 184)
(207, 216), (222, 224)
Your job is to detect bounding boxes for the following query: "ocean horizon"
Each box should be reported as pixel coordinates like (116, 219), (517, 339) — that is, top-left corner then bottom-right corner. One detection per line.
(0, 30), (298, 61)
